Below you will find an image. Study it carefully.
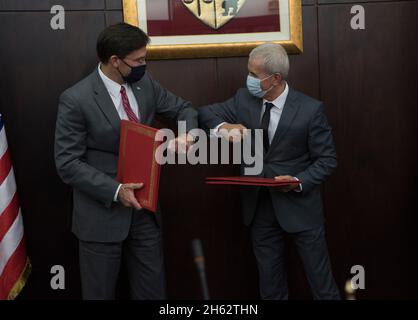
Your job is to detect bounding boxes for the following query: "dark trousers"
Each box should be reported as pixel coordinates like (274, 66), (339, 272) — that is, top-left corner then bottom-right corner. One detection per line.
(250, 189), (341, 300)
(78, 210), (166, 300)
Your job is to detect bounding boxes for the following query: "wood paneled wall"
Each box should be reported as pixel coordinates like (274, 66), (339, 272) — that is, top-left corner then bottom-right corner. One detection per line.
(0, 0), (416, 299)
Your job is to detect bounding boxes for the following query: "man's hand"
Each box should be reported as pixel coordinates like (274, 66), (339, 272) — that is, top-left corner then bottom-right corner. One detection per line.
(117, 183), (144, 209)
(168, 133), (195, 154)
(274, 175), (299, 192)
(218, 123), (248, 142)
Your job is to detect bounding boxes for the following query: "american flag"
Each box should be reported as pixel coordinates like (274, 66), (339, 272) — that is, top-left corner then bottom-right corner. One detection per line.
(0, 114), (31, 300)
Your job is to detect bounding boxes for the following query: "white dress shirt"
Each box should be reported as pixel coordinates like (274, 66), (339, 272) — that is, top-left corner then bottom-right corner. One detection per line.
(261, 82), (289, 144)
(98, 64), (141, 202)
(98, 64), (140, 121)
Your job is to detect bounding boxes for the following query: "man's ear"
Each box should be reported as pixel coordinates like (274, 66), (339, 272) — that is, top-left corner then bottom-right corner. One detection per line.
(109, 55), (119, 68)
(273, 73), (283, 85)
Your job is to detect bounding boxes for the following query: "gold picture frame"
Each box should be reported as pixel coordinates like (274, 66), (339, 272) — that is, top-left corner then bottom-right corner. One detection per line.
(123, 0), (303, 59)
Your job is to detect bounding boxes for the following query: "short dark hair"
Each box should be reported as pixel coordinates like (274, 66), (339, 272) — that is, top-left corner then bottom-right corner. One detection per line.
(96, 23), (150, 63)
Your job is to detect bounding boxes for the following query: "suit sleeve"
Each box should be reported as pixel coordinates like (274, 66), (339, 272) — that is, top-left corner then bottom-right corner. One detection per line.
(295, 104), (338, 194)
(54, 91), (120, 208)
(198, 91), (239, 131)
(151, 78), (198, 132)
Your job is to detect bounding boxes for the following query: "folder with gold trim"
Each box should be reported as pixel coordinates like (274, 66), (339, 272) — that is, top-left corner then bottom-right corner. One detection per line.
(117, 120), (162, 212)
(205, 176), (301, 187)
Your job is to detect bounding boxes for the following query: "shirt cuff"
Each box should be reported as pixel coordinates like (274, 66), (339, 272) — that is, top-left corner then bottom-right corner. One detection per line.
(293, 177), (303, 193)
(211, 122), (227, 138)
(187, 131), (198, 144)
(113, 184), (122, 202)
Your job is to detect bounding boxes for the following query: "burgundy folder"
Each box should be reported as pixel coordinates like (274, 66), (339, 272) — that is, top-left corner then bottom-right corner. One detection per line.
(117, 120), (162, 212)
(205, 176), (301, 187)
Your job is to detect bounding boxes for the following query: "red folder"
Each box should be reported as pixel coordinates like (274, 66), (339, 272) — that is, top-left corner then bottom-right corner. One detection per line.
(206, 176), (301, 187)
(117, 120), (162, 212)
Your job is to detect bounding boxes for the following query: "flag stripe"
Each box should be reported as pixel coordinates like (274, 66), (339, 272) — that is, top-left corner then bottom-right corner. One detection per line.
(0, 126), (8, 160)
(0, 212), (24, 276)
(0, 169), (16, 216)
(0, 194), (19, 243)
(0, 116), (30, 300)
(0, 149), (12, 184)
(0, 237), (26, 299)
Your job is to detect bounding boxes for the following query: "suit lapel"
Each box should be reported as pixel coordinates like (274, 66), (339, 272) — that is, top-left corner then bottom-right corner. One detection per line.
(246, 96), (267, 159)
(130, 81), (148, 123)
(248, 96), (263, 129)
(267, 88), (300, 155)
(92, 70), (121, 135)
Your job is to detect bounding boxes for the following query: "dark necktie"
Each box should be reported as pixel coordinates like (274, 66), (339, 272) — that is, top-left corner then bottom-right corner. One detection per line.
(120, 86), (139, 123)
(261, 102), (274, 152)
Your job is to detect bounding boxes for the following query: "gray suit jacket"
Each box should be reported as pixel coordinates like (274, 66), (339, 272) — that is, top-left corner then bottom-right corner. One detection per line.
(198, 87), (337, 232)
(55, 69), (197, 242)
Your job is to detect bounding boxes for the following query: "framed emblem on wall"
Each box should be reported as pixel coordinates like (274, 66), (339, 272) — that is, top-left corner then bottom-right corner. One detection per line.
(123, 0), (303, 59)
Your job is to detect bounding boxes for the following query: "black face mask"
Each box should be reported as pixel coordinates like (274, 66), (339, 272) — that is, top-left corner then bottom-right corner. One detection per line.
(118, 58), (146, 83)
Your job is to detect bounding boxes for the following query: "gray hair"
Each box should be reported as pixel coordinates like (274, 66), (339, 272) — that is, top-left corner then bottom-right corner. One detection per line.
(249, 43), (290, 80)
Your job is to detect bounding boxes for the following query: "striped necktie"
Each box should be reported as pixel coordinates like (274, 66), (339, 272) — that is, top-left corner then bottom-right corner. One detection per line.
(120, 86), (139, 122)
(261, 102), (274, 151)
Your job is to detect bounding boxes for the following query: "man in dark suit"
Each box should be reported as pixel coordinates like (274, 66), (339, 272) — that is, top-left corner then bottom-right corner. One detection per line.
(54, 23), (197, 299)
(198, 43), (340, 299)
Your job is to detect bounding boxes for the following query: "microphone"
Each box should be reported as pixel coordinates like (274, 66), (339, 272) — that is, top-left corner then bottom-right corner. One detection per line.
(192, 239), (210, 300)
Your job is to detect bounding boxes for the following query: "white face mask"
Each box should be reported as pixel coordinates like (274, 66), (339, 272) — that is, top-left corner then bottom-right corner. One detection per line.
(246, 74), (274, 98)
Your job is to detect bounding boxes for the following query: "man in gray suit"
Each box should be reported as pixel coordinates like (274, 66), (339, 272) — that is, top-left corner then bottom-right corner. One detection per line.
(54, 23), (197, 299)
(198, 43), (340, 299)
